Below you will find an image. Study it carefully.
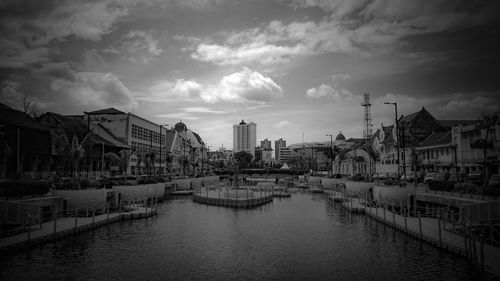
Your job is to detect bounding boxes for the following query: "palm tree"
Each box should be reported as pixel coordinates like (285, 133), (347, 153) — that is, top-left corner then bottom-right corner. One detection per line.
(177, 154), (190, 176)
(135, 149), (156, 175)
(69, 134), (89, 179)
(104, 152), (120, 175)
(53, 132), (71, 175)
(118, 149), (132, 175)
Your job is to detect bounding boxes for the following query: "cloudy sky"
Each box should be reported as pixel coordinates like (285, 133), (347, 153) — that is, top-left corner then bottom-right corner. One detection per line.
(1, 0), (499, 150)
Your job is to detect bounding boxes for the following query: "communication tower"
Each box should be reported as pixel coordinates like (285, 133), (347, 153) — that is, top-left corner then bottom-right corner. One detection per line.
(361, 93), (373, 138)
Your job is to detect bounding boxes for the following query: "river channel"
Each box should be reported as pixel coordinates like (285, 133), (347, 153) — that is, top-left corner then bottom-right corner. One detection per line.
(1, 190), (483, 280)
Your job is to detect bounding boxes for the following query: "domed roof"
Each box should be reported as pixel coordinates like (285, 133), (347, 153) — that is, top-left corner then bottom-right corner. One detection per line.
(335, 131), (346, 141)
(174, 121), (187, 132)
(239, 120), (246, 125)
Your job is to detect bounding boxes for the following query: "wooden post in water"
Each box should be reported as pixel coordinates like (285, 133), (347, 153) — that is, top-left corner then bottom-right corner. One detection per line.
(463, 221), (468, 259)
(392, 206), (396, 226)
(383, 202), (386, 222)
(27, 216), (32, 241)
(480, 234), (485, 277)
(404, 213), (408, 233)
(418, 211), (422, 240)
(438, 209), (442, 247)
(74, 208), (78, 232)
(53, 208), (58, 235)
(86, 203), (89, 218)
(92, 208), (96, 224)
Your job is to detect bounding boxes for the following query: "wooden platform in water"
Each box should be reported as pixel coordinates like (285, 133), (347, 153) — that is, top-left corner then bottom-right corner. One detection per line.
(171, 190), (193, 195)
(324, 190), (500, 278)
(0, 206), (158, 254)
(193, 194), (273, 208)
(272, 192), (291, 198)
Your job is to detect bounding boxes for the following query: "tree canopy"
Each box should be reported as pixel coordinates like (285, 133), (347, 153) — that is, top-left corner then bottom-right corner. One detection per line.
(234, 151), (253, 169)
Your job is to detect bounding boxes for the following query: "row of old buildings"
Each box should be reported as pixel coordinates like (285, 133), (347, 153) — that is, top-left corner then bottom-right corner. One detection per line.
(0, 104), (208, 180)
(257, 107), (499, 180)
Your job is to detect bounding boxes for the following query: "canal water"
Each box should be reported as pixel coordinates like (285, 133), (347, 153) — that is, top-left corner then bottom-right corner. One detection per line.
(1, 191), (484, 281)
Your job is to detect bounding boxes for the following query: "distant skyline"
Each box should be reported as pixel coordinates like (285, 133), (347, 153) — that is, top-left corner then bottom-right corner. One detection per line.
(1, 0), (499, 150)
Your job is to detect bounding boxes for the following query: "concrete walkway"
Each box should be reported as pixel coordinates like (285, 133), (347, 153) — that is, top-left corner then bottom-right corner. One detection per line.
(325, 190), (500, 278)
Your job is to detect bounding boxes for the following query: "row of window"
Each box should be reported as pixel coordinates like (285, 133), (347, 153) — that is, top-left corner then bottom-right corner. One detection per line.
(422, 148), (451, 159)
(131, 141), (161, 158)
(131, 124), (165, 145)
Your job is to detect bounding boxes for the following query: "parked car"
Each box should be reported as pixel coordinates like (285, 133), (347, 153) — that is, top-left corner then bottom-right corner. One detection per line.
(466, 172), (483, 186)
(488, 174), (500, 188)
(400, 172), (416, 183)
(427, 172), (454, 191)
(423, 173), (436, 184)
(484, 174), (500, 196)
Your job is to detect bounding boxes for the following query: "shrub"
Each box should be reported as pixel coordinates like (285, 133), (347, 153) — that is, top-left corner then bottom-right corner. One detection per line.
(454, 182), (480, 193)
(429, 180), (455, 191)
(25, 181), (51, 196)
(78, 179), (90, 189)
(2, 181), (24, 198)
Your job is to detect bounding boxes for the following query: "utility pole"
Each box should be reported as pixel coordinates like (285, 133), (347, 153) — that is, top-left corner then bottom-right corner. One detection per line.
(159, 124), (169, 175)
(384, 102), (400, 180)
(326, 134), (333, 177)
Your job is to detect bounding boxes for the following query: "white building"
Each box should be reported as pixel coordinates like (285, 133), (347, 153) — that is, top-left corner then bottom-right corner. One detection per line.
(233, 120), (257, 156)
(85, 108), (169, 175)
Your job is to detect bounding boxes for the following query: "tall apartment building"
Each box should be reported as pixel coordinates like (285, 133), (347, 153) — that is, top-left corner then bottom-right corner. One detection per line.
(233, 120), (257, 157)
(275, 138), (286, 160)
(261, 138), (272, 150)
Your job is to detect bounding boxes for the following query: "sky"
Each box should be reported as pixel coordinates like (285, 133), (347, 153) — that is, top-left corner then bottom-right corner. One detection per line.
(1, 0), (499, 151)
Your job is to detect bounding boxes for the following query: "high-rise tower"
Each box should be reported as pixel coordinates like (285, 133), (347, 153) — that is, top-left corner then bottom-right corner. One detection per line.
(233, 120), (257, 156)
(274, 138), (286, 160)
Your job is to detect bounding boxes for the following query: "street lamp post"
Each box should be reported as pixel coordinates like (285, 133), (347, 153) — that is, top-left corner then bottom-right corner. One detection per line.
(384, 102), (400, 181)
(159, 124), (169, 174)
(326, 134), (333, 177)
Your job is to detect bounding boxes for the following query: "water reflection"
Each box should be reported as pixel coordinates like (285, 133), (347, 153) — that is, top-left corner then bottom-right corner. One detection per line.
(0, 192), (487, 281)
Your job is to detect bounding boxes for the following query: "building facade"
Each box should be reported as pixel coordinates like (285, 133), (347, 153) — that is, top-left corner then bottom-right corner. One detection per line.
(85, 108), (168, 175)
(261, 138), (272, 150)
(274, 138), (286, 161)
(1, 104), (52, 180)
(233, 120), (256, 156)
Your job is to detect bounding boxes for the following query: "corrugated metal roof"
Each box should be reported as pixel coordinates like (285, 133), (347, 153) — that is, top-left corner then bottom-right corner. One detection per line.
(86, 108), (126, 115)
(419, 131), (451, 147)
(0, 105), (51, 131)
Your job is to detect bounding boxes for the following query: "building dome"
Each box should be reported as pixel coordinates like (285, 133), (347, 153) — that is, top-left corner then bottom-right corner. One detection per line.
(239, 120), (246, 125)
(174, 121), (187, 132)
(335, 131), (346, 141)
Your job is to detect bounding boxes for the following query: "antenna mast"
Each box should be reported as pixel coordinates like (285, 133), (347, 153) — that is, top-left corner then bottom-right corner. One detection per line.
(361, 93), (373, 138)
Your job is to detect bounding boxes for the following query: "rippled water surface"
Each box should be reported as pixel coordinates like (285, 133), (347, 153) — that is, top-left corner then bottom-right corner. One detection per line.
(0, 191), (483, 280)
